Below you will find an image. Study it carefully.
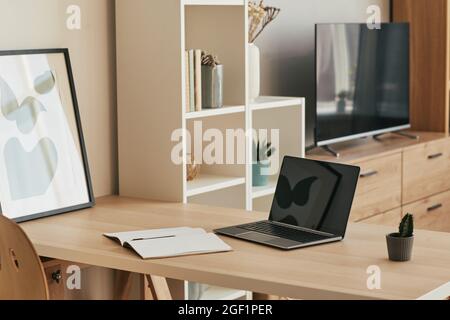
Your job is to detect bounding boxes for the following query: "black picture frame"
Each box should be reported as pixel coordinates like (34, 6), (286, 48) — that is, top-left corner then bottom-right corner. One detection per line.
(0, 48), (95, 223)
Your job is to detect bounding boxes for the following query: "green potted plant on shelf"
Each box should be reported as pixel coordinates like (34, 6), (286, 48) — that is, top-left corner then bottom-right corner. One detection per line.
(386, 213), (415, 262)
(253, 139), (276, 187)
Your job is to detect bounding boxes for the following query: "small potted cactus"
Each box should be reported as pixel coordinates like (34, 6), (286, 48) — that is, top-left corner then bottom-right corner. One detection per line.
(386, 213), (414, 262)
(253, 139), (276, 187)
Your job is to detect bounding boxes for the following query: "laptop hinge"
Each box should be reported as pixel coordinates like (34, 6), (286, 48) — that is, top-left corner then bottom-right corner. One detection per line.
(270, 221), (336, 237)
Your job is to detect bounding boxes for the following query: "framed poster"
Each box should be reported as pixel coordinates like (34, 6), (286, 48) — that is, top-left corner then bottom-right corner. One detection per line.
(0, 49), (94, 222)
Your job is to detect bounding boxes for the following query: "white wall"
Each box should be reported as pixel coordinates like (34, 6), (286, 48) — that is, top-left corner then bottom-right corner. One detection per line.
(255, 0), (391, 147)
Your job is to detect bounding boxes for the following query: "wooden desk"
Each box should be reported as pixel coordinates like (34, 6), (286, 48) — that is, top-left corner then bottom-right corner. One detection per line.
(21, 196), (450, 300)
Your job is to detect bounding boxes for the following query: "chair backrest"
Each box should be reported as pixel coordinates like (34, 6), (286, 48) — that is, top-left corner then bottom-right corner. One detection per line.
(0, 215), (48, 300)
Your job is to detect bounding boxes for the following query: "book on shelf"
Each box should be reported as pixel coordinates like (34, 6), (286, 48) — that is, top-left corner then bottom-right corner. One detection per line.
(194, 49), (202, 112)
(188, 50), (195, 112)
(185, 51), (190, 113)
(186, 49), (206, 113)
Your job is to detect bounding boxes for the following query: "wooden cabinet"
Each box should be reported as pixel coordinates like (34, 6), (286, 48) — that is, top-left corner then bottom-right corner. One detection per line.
(403, 139), (450, 204)
(358, 208), (402, 227)
(403, 191), (450, 233)
(393, 0), (450, 135)
(308, 132), (450, 232)
(351, 154), (402, 222)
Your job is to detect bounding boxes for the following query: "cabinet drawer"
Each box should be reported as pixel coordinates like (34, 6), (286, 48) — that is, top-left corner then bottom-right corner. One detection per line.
(351, 153), (402, 222)
(403, 139), (450, 204)
(402, 191), (450, 232)
(358, 208), (402, 227)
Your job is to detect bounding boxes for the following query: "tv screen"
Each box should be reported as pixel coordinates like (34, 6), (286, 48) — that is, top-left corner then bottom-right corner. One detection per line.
(315, 23), (410, 146)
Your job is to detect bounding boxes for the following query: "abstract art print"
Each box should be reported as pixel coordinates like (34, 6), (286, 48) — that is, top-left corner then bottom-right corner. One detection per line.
(0, 49), (94, 222)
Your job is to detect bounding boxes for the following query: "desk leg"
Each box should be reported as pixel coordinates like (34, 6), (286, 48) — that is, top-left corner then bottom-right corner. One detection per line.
(114, 271), (133, 300)
(253, 293), (282, 300)
(143, 274), (172, 300)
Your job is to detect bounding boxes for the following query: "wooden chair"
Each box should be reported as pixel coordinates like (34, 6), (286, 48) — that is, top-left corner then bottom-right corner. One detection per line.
(0, 214), (170, 301)
(0, 215), (49, 300)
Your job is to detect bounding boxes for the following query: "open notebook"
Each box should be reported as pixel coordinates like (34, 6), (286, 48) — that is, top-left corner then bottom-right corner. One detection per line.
(104, 227), (232, 259)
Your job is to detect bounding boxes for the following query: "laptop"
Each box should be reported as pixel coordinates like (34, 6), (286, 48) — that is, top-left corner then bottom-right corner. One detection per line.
(215, 156), (360, 250)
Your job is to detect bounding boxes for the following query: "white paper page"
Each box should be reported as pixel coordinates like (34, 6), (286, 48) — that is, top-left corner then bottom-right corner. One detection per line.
(418, 282), (450, 300)
(128, 233), (232, 259)
(104, 227), (205, 246)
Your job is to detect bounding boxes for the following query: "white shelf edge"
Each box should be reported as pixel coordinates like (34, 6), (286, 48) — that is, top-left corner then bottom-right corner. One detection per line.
(187, 174), (246, 197)
(199, 287), (248, 300)
(185, 105), (245, 119)
(183, 0), (245, 6)
(251, 96), (304, 112)
(252, 180), (278, 199)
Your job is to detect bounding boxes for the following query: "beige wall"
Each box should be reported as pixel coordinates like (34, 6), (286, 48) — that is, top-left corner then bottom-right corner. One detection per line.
(0, 0), (118, 197)
(256, 0), (390, 147)
(0, 0), (117, 299)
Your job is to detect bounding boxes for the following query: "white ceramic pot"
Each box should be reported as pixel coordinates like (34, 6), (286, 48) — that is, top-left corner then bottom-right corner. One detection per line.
(248, 43), (260, 102)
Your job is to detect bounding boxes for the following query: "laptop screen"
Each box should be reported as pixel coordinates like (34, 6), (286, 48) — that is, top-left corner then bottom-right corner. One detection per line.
(269, 157), (360, 237)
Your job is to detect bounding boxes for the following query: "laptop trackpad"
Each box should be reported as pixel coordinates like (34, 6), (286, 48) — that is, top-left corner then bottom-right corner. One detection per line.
(238, 231), (280, 242)
(238, 231), (302, 248)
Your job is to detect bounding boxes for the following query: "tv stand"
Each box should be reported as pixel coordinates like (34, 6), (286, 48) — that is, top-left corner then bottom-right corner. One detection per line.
(373, 131), (420, 142)
(319, 145), (340, 158)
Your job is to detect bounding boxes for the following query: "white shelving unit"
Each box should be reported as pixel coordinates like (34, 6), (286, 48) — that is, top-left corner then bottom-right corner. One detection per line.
(187, 174), (246, 197)
(250, 96), (305, 111)
(116, 0), (305, 300)
(252, 178), (278, 199)
(183, 0), (245, 6)
(200, 288), (249, 300)
(185, 105), (245, 119)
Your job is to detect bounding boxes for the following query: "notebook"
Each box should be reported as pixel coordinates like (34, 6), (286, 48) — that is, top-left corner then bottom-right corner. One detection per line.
(418, 282), (450, 300)
(104, 227), (232, 259)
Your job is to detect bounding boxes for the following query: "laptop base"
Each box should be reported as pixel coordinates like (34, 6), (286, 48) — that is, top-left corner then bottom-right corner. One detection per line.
(215, 221), (342, 250)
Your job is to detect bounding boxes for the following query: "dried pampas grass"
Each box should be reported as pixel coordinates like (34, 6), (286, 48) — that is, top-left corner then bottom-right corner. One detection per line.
(248, 1), (281, 43)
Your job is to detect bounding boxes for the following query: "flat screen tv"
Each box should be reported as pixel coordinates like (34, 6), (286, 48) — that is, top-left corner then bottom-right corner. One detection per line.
(315, 23), (410, 147)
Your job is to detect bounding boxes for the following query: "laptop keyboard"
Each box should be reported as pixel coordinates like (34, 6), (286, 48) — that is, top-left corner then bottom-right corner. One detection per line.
(239, 221), (332, 243)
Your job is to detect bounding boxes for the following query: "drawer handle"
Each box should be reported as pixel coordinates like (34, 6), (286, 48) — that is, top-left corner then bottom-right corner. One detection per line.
(428, 153), (443, 160)
(360, 170), (378, 178)
(427, 203), (443, 212)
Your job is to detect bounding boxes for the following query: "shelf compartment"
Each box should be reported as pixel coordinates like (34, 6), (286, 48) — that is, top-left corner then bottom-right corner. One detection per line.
(185, 105), (245, 119)
(252, 178), (278, 199)
(187, 174), (245, 197)
(251, 96), (304, 111)
(185, 5), (246, 107)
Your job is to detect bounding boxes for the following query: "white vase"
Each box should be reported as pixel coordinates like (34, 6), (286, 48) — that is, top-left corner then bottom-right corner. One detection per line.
(248, 43), (260, 102)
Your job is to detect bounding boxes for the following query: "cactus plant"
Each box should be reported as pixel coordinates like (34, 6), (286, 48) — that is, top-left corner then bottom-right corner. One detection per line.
(398, 213), (414, 238)
(386, 213), (415, 261)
